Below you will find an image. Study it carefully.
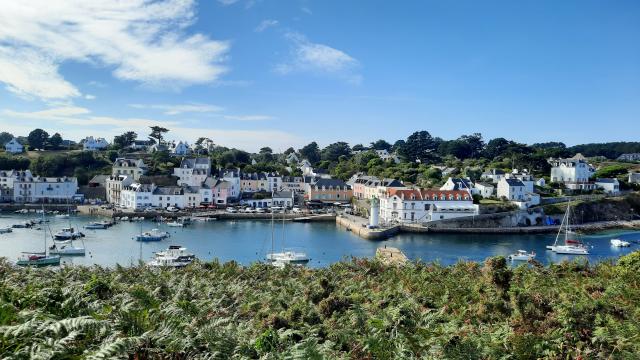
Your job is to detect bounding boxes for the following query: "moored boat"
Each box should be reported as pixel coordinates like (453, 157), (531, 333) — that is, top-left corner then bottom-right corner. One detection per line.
(508, 250), (536, 261)
(16, 253), (61, 267)
(0, 227), (13, 234)
(610, 239), (631, 247)
(148, 245), (196, 267)
(49, 240), (86, 256)
(85, 222), (108, 229)
(166, 221), (184, 227)
(53, 227), (85, 240)
(548, 202), (590, 256)
(135, 228), (170, 242)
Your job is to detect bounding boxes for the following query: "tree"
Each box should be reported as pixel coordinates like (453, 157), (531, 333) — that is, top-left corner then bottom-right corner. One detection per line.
(49, 133), (63, 150)
(0, 132), (13, 146)
(149, 126), (169, 143)
(399, 131), (439, 163)
(259, 147), (273, 162)
(352, 144), (367, 152)
(27, 128), (49, 150)
(321, 142), (351, 162)
(284, 147), (295, 155)
(113, 131), (137, 149)
(299, 142), (321, 164)
(370, 139), (392, 151)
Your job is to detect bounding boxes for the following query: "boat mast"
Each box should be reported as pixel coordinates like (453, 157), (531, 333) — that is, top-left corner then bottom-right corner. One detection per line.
(270, 207), (275, 257)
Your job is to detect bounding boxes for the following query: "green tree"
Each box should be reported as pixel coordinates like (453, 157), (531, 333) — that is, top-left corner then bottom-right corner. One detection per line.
(27, 128), (49, 150)
(113, 131), (137, 149)
(0, 132), (13, 145)
(321, 142), (351, 162)
(49, 133), (63, 149)
(370, 139), (392, 151)
(399, 131), (439, 163)
(149, 126), (169, 144)
(299, 142), (321, 164)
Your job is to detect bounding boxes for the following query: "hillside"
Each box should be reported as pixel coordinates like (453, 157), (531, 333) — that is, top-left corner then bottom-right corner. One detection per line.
(1, 253), (639, 359)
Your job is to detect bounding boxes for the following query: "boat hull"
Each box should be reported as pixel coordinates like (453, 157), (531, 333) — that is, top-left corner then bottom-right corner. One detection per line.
(16, 256), (61, 267)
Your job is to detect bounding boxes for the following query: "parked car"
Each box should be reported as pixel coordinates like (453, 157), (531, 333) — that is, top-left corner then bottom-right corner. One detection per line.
(291, 207), (302, 214)
(226, 207), (238, 213)
(166, 206), (180, 212)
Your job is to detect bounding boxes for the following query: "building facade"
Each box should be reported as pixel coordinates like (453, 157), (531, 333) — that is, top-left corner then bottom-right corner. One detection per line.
(4, 138), (24, 154)
(305, 178), (353, 203)
(379, 189), (479, 224)
(83, 136), (109, 151)
(549, 156), (595, 190)
(112, 158), (147, 181)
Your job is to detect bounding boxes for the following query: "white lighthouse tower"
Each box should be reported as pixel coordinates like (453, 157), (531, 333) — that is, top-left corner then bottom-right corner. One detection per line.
(369, 197), (380, 227)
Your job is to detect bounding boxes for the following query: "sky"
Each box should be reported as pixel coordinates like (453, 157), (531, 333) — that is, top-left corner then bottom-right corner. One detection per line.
(0, 0), (638, 152)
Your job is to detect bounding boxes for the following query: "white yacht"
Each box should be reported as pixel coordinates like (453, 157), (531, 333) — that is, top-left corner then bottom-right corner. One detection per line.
(266, 209), (310, 266)
(610, 239), (631, 247)
(85, 222), (107, 229)
(148, 245), (196, 267)
(508, 250), (536, 261)
(49, 239), (86, 256)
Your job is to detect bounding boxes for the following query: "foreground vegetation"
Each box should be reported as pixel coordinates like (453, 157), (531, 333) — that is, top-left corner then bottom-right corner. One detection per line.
(1, 253), (639, 359)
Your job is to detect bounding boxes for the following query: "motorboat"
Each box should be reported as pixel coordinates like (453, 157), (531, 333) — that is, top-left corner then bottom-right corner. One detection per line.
(166, 221), (184, 227)
(14, 209), (29, 214)
(49, 239), (86, 256)
(135, 228), (170, 242)
(548, 202), (589, 255)
(610, 239), (631, 247)
(508, 250), (536, 261)
(0, 227), (13, 234)
(55, 214), (69, 219)
(54, 227), (85, 240)
(12, 221), (33, 228)
(148, 245), (196, 267)
(16, 253), (61, 267)
(85, 222), (108, 229)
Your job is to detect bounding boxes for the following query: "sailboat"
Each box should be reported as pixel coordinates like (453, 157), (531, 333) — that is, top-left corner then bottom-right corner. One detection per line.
(53, 204), (85, 240)
(16, 206), (61, 267)
(266, 207), (310, 266)
(547, 202), (589, 255)
(49, 233), (86, 256)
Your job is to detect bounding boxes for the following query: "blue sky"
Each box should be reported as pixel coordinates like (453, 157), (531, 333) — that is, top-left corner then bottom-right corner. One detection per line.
(0, 0), (638, 151)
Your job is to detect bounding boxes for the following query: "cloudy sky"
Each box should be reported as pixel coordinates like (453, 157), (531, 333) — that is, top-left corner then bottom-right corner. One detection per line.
(0, 0), (638, 151)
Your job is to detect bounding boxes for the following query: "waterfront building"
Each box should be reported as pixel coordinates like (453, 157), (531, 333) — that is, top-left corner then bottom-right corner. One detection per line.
(112, 158), (147, 181)
(548, 154), (596, 190)
(617, 153), (640, 162)
(595, 178), (620, 195)
(266, 172), (281, 192)
(174, 157), (211, 187)
(120, 183), (212, 209)
(4, 138), (24, 154)
(106, 175), (134, 205)
(497, 178), (526, 201)
(352, 175), (378, 199)
(206, 177), (238, 205)
(305, 178), (352, 203)
(379, 188), (479, 224)
(272, 191), (295, 208)
(12, 174), (78, 203)
(281, 176), (305, 193)
(240, 172), (269, 193)
(82, 136), (109, 151)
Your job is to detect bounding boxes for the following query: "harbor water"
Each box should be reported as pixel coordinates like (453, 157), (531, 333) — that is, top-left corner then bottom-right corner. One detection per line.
(1, 213), (638, 267)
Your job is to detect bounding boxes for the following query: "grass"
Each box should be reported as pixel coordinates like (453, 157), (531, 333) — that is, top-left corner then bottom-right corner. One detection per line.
(1, 252), (639, 359)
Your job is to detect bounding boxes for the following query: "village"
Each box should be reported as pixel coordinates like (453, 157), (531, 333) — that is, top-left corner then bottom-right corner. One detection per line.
(2, 131), (640, 232)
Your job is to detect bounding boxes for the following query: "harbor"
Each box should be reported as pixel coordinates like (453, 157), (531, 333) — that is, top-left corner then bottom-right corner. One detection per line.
(1, 212), (639, 267)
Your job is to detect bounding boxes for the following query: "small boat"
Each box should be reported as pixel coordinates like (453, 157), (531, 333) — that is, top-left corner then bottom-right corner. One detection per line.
(55, 214), (69, 219)
(610, 239), (631, 247)
(120, 216), (130, 221)
(54, 227), (85, 240)
(14, 209), (29, 214)
(148, 245), (196, 267)
(548, 202), (589, 255)
(0, 227), (13, 234)
(166, 221), (184, 227)
(266, 250), (311, 265)
(135, 228), (170, 242)
(12, 221), (33, 228)
(508, 250), (536, 261)
(16, 253), (61, 267)
(85, 222), (108, 229)
(49, 240), (86, 256)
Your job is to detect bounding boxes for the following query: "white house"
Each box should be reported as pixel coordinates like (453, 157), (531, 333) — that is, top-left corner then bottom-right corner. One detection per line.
(83, 136), (109, 151)
(120, 183), (212, 209)
(617, 153), (640, 162)
(630, 172), (640, 184)
(440, 178), (473, 193)
(112, 158), (147, 181)
(12, 175), (78, 203)
(170, 141), (191, 156)
(4, 138), (24, 154)
(474, 182), (494, 198)
(505, 171), (535, 193)
(481, 169), (506, 184)
(281, 176), (305, 193)
(497, 178), (526, 201)
(106, 174), (133, 205)
(173, 157), (211, 187)
(595, 178), (620, 195)
(299, 159), (314, 176)
(272, 191), (295, 208)
(375, 149), (401, 164)
(535, 178), (546, 187)
(379, 188), (479, 224)
(549, 155), (596, 190)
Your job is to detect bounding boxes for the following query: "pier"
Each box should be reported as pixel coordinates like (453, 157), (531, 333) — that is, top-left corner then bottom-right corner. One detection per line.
(376, 246), (408, 265)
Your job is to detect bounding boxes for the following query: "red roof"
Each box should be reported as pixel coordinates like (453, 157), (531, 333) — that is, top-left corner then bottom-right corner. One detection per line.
(385, 188), (471, 201)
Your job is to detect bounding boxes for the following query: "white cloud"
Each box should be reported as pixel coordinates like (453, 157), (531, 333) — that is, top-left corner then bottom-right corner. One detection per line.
(223, 114), (274, 121)
(255, 19), (279, 32)
(218, 0), (240, 5)
(84, 94), (96, 100)
(0, 1), (230, 100)
(276, 32), (360, 82)
(301, 7), (313, 15)
(1, 106), (300, 152)
(130, 103), (224, 115)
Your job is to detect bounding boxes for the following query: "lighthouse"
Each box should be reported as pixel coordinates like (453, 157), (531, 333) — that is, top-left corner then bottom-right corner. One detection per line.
(369, 196), (380, 227)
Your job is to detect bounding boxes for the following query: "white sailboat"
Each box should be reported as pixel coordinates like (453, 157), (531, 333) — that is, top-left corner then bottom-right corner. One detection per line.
(266, 207), (310, 266)
(548, 202), (589, 255)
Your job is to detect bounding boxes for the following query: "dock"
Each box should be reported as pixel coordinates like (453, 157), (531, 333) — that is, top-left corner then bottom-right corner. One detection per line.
(376, 247), (408, 265)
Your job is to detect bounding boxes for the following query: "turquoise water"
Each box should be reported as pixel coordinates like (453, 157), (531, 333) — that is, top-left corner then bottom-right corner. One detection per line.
(1, 213), (638, 267)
